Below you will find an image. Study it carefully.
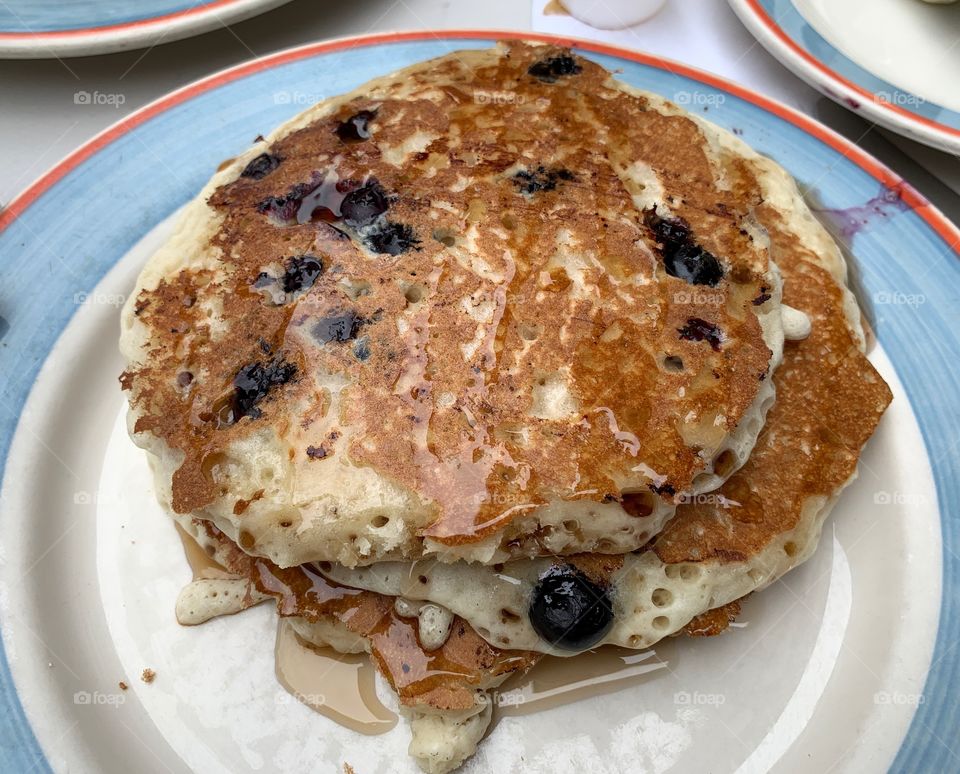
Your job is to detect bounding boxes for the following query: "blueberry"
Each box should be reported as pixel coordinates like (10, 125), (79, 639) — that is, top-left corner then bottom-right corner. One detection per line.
(512, 166), (575, 195)
(649, 481), (676, 497)
(313, 310), (363, 343)
(280, 255), (324, 294)
(336, 109), (377, 142)
(665, 244), (724, 287)
(528, 55), (582, 83)
(340, 181), (389, 227)
(529, 565), (614, 650)
(644, 209), (725, 287)
(217, 357), (297, 426)
(365, 222), (420, 255)
(352, 336), (371, 361)
(677, 317), (722, 351)
(240, 153), (281, 180)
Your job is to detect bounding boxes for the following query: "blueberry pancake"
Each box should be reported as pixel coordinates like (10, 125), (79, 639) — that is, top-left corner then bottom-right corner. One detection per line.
(120, 41), (797, 570)
(318, 143), (893, 655)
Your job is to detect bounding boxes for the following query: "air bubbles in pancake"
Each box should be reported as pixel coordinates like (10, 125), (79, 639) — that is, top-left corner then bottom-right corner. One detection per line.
(662, 355), (685, 372)
(431, 228), (458, 248)
(621, 490), (655, 518)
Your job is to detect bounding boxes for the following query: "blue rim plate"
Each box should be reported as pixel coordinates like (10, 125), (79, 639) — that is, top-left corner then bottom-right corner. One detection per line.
(728, 0), (960, 154)
(0, 0), (293, 59)
(0, 30), (958, 772)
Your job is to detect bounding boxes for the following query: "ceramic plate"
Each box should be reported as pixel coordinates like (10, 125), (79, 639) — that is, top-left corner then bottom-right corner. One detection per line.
(0, 31), (958, 774)
(0, 0), (293, 59)
(728, 0), (960, 154)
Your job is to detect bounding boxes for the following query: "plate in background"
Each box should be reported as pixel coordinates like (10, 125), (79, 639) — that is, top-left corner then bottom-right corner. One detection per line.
(729, 0), (960, 154)
(0, 0), (293, 59)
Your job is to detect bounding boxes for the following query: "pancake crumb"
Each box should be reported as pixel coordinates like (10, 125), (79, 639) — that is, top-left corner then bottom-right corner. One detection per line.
(141, 668), (156, 684)
(118, 681), (128, 691)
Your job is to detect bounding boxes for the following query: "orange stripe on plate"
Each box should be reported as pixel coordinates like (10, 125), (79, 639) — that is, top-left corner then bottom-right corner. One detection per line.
(0, 0), (245, 39)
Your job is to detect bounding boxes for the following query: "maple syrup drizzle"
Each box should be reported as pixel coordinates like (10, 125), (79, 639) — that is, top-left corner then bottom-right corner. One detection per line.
(493, 645), (671, 719)
(174, 523), (237, 581)
(275, 619), (398, 735)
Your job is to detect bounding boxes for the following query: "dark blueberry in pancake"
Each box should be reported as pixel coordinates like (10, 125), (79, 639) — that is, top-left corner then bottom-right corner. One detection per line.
(280, 255), (324, 294)
(240, 153), (282, 180)
(529, 565), (614, 650)
(218, 358), (297, 425)
(512, 166), (575, 195)
(666, 243), (724, 287)
(649, 481), (676, 497)
(365, 222), (420, 255)
(528, 55), (582, 83)
(644, 209), (725, 287)
(336, 109), (377, 142)
(352, 337), (371, 361)
(314, 310), (364, 343)
(678, 318), (723, 351)
(341, 181), (389, 227)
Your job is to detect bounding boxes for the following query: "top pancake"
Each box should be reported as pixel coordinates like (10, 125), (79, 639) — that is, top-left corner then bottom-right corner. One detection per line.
(120, 41), (786, 568)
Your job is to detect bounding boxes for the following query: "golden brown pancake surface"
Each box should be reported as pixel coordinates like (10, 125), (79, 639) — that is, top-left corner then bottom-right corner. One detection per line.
(122, 42), (781, 557)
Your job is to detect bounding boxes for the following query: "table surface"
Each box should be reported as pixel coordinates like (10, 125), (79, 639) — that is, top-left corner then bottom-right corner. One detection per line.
(0, 0), (957, 226)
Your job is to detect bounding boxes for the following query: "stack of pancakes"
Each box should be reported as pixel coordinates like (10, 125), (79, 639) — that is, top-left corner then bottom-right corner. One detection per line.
(119, 41), (892, 773)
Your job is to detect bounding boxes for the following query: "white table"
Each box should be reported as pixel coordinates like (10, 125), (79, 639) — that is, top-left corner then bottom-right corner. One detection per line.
(0, 0), (957, 224)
